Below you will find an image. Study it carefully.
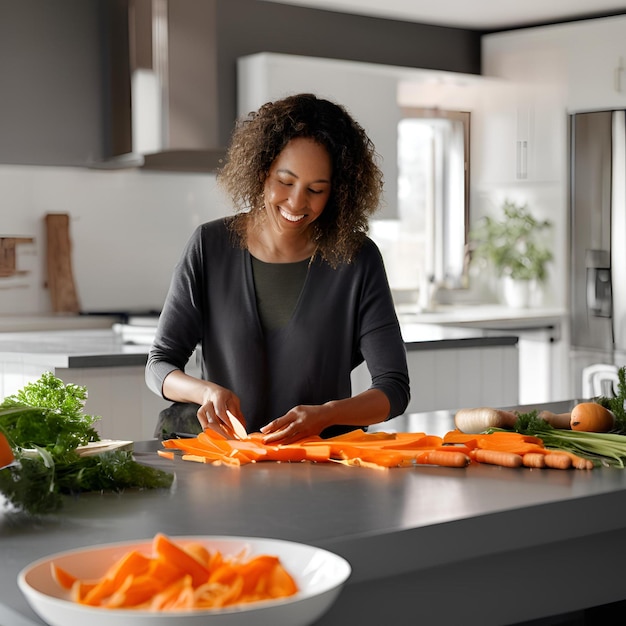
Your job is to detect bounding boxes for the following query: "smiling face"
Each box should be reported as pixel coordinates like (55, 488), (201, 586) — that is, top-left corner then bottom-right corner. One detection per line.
(262, 137), (332, 246)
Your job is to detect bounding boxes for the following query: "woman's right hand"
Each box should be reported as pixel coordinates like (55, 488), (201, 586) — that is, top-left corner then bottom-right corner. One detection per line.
(196, 382), (246, 435)
(162, 370), (246, 436)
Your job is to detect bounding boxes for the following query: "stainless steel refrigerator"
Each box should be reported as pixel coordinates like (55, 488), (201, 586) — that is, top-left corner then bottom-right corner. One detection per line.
(569, 110), (626, 397)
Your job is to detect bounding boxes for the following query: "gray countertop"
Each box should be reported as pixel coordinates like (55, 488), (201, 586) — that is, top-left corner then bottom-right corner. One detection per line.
(3, 400), (626, 625)
(0, 326), (518, 370)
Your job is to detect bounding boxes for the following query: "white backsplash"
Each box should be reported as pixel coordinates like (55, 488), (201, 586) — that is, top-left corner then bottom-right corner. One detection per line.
(0, 164), (230, 315)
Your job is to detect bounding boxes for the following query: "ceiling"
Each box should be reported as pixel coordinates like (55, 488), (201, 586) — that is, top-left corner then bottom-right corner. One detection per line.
(262, 0), (626, 30)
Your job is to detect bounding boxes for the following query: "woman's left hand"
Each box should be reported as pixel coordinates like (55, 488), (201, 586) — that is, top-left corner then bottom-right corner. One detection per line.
(260, 404), (332, 444)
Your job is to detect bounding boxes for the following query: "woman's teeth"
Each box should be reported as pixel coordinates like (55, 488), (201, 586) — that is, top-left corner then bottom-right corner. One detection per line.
(280, 209), (305, 222)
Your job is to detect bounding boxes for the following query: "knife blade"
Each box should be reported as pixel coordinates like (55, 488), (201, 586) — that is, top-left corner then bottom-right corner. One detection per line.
(226, 410), (248, 440)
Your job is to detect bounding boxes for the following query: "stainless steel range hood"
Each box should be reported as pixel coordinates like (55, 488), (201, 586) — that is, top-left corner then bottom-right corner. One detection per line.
(96, 0), (226, 172)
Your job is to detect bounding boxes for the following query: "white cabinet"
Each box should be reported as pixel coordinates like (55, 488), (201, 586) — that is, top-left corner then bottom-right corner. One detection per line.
(474, 82), (565, 185)
(238, 53), (401, 219)
(566, 21), (626, 112)
(351, 341), (519, 413)
(482, 15), (626, 114)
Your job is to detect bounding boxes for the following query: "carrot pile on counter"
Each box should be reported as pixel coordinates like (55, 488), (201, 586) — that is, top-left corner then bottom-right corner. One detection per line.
(52, 533), (298, 611)
(158, 427), (594, 470)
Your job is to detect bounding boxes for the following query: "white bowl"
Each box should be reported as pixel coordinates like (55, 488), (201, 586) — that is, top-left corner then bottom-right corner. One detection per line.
(18, 536), (351, 626)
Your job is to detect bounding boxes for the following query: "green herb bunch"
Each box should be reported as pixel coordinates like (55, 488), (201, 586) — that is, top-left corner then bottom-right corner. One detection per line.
(0, 372), (173, 515)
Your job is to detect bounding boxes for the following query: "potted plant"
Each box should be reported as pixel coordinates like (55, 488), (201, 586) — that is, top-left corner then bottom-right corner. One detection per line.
(469, 200), (553, 307)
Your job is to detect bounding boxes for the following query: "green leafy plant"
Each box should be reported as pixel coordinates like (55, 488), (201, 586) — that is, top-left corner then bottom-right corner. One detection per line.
(470, 200), (553, 282)
(0, 372), (173, 515)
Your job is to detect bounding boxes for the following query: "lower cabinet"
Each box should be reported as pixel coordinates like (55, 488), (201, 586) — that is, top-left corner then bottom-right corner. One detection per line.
(351, 341), (519, 413)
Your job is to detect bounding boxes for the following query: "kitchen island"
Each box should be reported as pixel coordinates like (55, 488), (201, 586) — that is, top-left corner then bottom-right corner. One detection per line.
(2, 401), (626, 626)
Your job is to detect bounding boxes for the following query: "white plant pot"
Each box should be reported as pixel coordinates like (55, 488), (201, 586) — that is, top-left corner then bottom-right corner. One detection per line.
(502, 277), (531, 308)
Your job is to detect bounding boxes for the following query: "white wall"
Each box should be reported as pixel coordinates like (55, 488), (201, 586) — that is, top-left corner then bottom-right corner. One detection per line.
(0, 165), (231, 315)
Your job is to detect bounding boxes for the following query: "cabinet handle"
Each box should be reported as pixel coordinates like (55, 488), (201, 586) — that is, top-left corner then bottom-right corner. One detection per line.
(516, 140), (528, 179)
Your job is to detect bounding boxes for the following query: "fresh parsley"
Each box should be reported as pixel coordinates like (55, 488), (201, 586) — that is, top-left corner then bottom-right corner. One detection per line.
(0, 372), (173, 515)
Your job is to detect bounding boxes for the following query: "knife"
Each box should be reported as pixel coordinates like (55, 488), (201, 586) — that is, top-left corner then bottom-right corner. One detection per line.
(226, 410), (248, 440)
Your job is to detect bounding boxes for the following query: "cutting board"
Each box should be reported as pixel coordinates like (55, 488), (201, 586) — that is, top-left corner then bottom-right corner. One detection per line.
(45, 213), (80, 313)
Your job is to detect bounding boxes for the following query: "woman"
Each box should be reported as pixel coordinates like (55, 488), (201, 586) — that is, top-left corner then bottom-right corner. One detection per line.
(146, 93), (410, 444)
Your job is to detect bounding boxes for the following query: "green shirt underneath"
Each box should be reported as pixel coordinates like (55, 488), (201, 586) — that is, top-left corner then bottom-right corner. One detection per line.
(251, 256), (310, 331)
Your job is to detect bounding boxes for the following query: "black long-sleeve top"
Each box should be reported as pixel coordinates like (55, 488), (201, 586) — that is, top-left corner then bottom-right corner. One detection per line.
(146, 217), (410, 434)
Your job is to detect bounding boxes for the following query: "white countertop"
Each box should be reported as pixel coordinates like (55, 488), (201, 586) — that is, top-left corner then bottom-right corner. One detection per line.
(0, 306), (566, 335)
(0, 314), (118, 333)
(396, 304), (566, 328)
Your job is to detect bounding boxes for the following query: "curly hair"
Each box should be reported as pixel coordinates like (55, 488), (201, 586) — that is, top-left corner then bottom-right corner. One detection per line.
(217, 93), (384, 266)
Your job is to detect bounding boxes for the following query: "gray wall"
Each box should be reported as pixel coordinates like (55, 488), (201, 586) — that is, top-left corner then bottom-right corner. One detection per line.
(214, 0), (482, 146)
(0, 0), (104, 166)
(0, 0), (482, 166)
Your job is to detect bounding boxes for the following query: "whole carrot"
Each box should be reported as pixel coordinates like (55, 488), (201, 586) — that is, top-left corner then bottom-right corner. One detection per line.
(522, 452), (546, 468)
(472, 449), (523, 468)
(543, 453), (572, 470)
(417, 450), (470, 468)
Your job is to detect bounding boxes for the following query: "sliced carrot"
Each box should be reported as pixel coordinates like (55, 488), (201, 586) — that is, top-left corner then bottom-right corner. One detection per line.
(334, 457), (388, 470)
(149, 575), (193, 611)
(236, 555), (280, 595)
(182, 453), (243, 467)
(153, 533), (211, 587)
(157, 450), (175, 460)
(70, 579), (99, 603)
(261, 445), (309, 463)
(268, 561), (299, 598)
(55, 535), (299, 611)
(299, 444), (332, 462)
(183, 542), (211, 567)
(50, 562), (78, 590)
(194, 574), (244, 608)
(81, 550), (152, 606)
(382, 435), (444, 450)
(325, 428), (390, 442)
(105, 573), (163, 608)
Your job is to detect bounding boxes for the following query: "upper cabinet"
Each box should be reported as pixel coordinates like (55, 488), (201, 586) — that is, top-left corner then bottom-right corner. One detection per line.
(238, 53), (402, 219)
(566, 22), (626, 112)
(482, 14), (626, 115)
(473, 81), (566, 185)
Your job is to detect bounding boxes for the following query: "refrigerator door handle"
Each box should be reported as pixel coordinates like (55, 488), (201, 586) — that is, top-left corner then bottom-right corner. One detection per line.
(612, 111), (626, 350)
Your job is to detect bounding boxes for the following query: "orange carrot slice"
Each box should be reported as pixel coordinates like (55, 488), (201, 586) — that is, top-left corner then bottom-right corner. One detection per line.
(80, 550), (152, 606)
(153, 533), (211, 587)
(50, 562), (78, 590)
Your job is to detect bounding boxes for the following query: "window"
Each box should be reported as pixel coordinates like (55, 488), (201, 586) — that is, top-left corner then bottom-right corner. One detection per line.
(375, 108), (470, 304)
(398, 109), (470, 287)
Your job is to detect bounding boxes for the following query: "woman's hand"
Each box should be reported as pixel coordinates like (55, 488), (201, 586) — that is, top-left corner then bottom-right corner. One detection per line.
(260, 390), (391, 444)
(196, 382), (246, 436)
(161, 370), (246, 438)
(260, 404), (333, 444)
